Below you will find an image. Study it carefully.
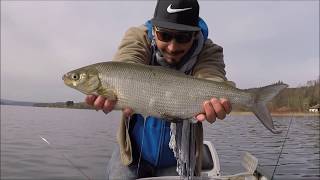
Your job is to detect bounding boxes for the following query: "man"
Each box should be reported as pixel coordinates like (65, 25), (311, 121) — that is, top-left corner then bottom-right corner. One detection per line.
(86, 0), (233, 179)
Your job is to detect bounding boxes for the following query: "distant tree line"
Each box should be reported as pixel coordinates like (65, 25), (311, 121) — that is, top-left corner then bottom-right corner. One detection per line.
(233, 79), (319, 113)
(33, 101), (94, 109)
(269, 78), (319, 112)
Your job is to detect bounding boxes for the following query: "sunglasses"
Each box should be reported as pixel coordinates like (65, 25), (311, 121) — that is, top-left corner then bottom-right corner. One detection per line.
(154, 26), (195, 44)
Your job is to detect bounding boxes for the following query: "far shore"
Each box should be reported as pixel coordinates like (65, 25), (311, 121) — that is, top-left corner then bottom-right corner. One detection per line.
(231, 111), (319, 117)
(2, 104), (319, 117)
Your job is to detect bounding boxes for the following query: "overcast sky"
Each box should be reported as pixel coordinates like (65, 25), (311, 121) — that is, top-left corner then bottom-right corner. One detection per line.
(1, 1), (319, 103)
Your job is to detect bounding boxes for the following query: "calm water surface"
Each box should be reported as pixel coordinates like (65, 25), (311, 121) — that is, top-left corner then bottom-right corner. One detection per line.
(1, 105), (319, 180)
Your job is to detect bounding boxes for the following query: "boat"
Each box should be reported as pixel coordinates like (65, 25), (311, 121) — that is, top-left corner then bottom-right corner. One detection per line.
(138, 140), (269, 180)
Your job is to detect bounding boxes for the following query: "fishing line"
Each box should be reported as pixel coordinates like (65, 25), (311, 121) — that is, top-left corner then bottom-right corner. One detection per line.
(40, 136), (92, 180)
(271, 117), (293, 180)
(28, 114), (92, 180)
(188, 123), (193, 180)
(136, 117), (147, 177)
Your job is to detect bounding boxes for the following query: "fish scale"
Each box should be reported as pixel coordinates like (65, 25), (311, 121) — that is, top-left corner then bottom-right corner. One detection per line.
(63, 61), (288, 133)
(116, 65), (222, 118)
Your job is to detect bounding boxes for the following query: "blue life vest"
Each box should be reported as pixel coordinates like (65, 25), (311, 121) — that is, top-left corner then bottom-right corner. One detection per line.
(129, 18), (209, 168)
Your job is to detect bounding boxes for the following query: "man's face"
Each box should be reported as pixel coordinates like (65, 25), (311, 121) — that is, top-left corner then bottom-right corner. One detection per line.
(153, 26), (196, 65)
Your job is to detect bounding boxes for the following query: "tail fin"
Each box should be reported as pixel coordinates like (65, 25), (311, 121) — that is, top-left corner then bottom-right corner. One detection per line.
(246, 83), (288, 134)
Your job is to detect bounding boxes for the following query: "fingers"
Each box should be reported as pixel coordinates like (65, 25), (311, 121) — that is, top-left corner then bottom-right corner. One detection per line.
(93, 96), (106, 109)
(85, 95), (117, 113)
(195, 100), (216, 123)
(220, 98), (232, 114)
(85, 95), (97, 106)
(210, 98), (226, 120)
(204, 100), (217, 123)
(103, 99), (116, 113)
(85, 95), (133, 118)
(123, 108), (133, 118)
(196, 114), (206, 122)
(196, 97), (232, 124)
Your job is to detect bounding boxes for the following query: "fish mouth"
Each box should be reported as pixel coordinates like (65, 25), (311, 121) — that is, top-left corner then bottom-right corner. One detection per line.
(62, 74), (67, 81)
(62, 74), (74, 87)
(62, 73), (71, 82)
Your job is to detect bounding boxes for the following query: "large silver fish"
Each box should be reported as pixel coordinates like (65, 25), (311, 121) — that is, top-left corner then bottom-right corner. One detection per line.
(63, 61), (288, 133)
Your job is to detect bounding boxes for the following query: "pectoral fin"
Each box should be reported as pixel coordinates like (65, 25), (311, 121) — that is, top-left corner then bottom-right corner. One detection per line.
(97, 87), (117, 101)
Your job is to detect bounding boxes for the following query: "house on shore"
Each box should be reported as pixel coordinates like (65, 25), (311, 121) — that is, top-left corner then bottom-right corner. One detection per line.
(65, 101), (74, 106)
(309, 104), (320, 112)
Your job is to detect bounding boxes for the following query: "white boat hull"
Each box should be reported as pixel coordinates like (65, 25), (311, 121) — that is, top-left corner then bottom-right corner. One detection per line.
(138, 141), (269, 180)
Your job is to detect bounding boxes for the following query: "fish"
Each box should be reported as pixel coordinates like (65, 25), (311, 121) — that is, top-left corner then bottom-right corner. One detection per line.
(63, 61), (288, 134)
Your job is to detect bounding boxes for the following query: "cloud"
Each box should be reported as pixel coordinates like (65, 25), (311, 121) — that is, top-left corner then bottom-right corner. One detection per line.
(1, 1), (318, 102)
(200, 1), (319, 88)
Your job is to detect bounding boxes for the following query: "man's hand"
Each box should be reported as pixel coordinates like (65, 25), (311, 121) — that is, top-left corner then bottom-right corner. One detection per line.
(196, 97), (232, 123)
(85, 95), (133, 118)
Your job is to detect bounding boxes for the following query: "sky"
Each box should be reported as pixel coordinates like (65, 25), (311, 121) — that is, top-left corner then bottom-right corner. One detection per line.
(1, 0), (319, 103)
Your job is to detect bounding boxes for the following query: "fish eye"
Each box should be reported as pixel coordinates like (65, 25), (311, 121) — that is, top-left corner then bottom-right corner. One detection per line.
(71, 73), (80, 80)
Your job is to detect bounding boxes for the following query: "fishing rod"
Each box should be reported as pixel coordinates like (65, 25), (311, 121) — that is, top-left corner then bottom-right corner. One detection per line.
(40, 136), (92, 180)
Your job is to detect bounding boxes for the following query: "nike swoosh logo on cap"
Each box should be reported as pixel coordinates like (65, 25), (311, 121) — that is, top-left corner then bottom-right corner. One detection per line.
(167, 4), (192, 13)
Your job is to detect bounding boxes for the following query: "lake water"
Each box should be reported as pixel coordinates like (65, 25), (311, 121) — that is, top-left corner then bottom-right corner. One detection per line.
(1, 105), (319, 180)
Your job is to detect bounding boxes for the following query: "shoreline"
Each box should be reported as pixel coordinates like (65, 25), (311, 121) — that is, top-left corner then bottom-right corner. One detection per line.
(231, 111), (320, 117)
(2, 104), (319, 117)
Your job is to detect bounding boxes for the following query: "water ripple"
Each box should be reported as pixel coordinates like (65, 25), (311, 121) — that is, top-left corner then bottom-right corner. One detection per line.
(1, 106), (319, 179)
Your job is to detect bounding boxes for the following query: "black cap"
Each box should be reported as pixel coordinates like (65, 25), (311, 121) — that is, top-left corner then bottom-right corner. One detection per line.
(151, 0), (200, 31)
